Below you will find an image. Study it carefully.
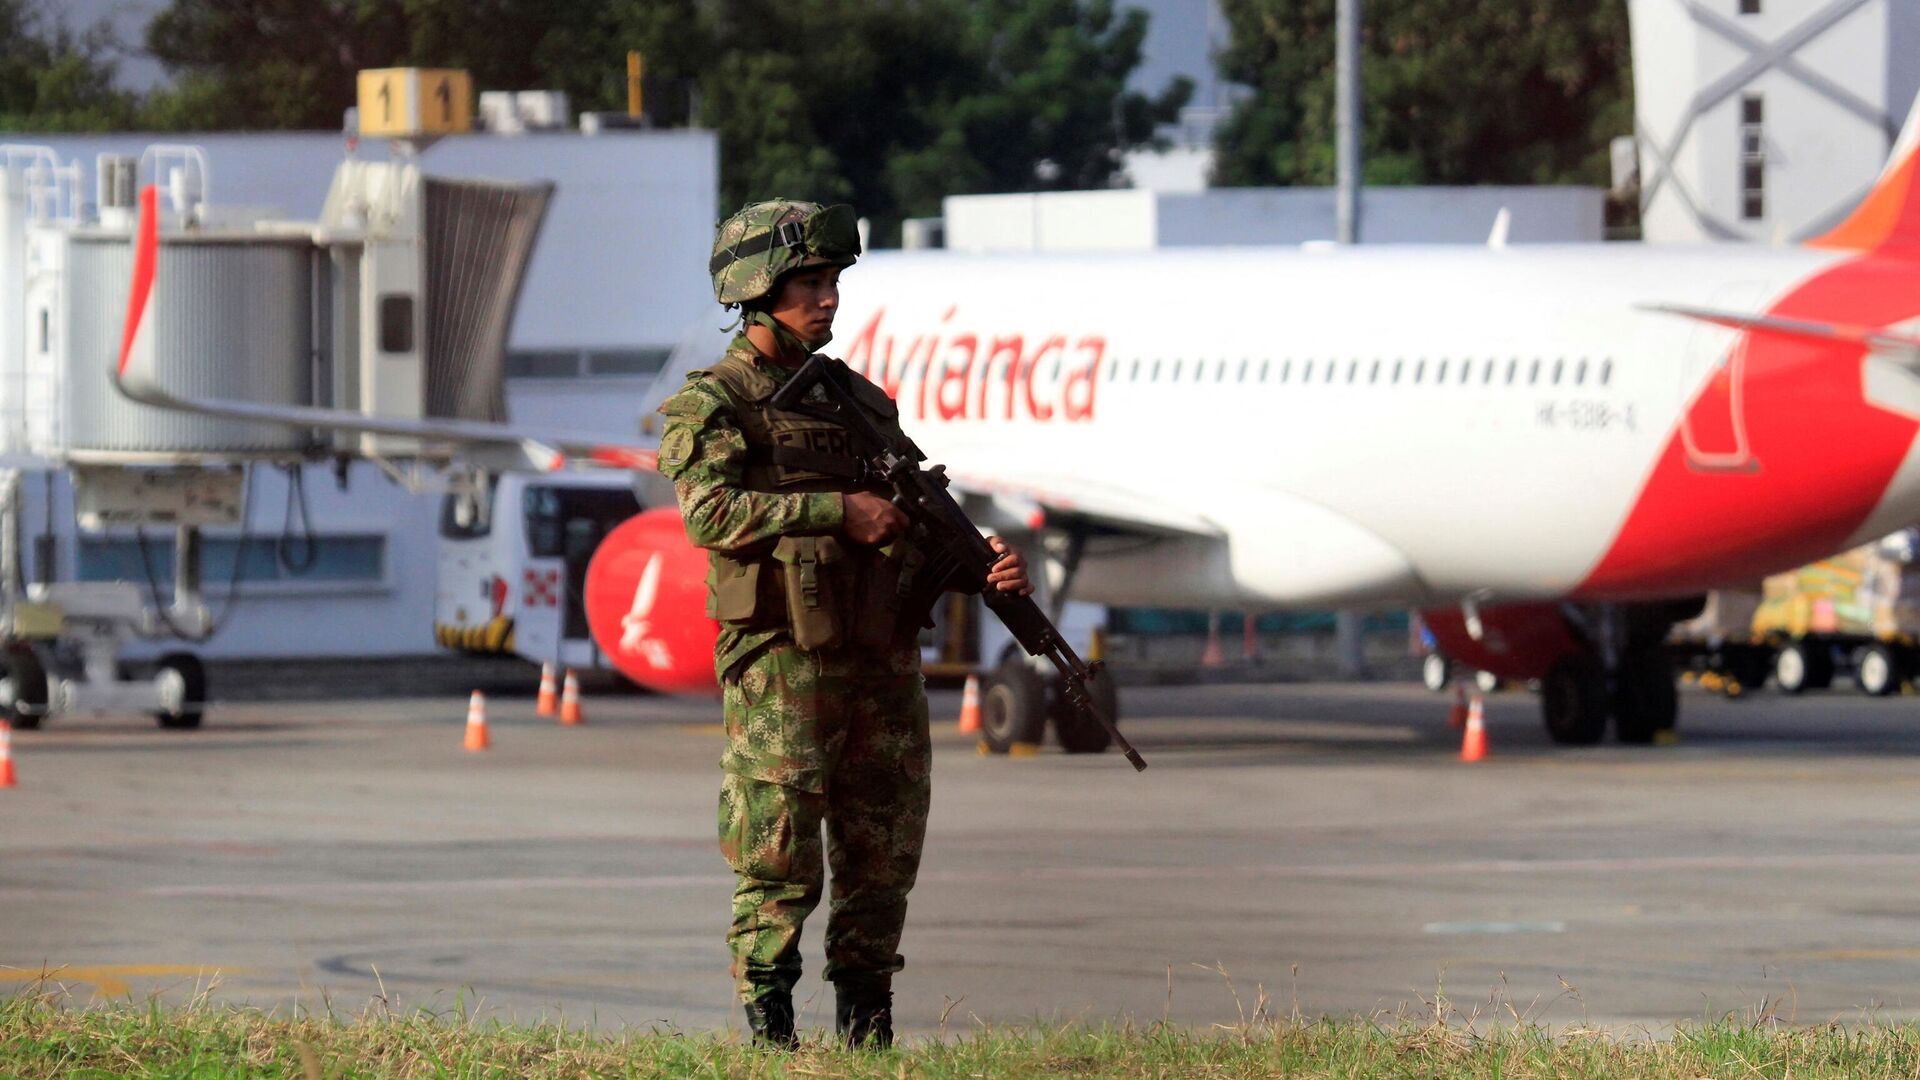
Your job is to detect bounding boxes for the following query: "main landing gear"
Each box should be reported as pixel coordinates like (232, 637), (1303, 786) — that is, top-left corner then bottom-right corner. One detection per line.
(978, 655), (1121, 755)
(1540, 603), (1686, 746)
(975, 525), (1124, 757)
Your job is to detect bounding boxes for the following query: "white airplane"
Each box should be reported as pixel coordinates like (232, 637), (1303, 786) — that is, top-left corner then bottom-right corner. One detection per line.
(117, 102), (1920, 755)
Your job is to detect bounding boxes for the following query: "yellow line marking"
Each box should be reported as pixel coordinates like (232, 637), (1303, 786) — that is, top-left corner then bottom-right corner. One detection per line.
(0, 964), (247, 997)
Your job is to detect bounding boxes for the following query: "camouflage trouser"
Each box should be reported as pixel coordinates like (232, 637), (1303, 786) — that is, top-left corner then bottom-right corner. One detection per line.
(718, 640), (931, 1004)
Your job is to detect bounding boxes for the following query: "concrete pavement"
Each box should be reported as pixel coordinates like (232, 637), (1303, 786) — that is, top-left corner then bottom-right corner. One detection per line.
(6, 680), (1920, 1035)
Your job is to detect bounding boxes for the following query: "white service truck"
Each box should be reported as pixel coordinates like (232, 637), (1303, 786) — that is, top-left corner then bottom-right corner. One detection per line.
(434, 472), (642, 672)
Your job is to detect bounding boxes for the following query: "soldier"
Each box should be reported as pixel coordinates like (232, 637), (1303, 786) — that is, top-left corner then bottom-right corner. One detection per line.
(657, 200), (1032, 1049)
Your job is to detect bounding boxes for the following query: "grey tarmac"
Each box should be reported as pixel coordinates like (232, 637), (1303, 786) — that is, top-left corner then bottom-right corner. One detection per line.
(5, 680), (1920, 1035)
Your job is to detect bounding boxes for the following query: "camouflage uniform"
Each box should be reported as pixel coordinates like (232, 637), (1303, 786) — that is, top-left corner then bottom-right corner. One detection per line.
(657, 337), (934, 1011)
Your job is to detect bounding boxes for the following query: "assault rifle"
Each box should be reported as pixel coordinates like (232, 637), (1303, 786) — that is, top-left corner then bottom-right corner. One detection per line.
(770, 353), (1146, 772)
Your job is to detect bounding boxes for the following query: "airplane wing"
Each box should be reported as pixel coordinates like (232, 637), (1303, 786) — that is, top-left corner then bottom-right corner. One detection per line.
(1640, 302), (1920, 364)
(945, 469), (1223, 537)
(114, 184), (659, 475)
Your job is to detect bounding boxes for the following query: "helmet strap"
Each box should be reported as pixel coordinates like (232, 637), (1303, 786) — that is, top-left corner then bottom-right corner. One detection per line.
(743, 308), (831, 357)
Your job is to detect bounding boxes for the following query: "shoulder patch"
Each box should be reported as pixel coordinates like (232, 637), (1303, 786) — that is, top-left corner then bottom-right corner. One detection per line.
(659, 425), (698, 470)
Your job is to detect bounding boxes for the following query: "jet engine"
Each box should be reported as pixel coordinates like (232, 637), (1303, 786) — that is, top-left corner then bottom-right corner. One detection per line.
(583, 507), (720, 696)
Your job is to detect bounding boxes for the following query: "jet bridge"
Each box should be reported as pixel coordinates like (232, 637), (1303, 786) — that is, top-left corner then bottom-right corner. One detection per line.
(0, 143), (551, 728)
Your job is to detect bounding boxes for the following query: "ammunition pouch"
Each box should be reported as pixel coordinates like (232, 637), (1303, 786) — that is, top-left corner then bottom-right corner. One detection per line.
(708, 554), (767, 622)
(774, 535), (849, 651)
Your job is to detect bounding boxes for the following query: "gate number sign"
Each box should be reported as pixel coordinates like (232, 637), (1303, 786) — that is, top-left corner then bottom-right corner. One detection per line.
(357, 69), (473, 138)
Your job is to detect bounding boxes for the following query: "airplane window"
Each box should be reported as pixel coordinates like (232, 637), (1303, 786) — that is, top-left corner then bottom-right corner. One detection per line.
(1574, 358), (1588, 385)
(1280, 359), (1291, 383)
(1236, 359), (1248, 382)
(1599, 358), (1613, 386)
(1413, 359), (1426, 384)
(1050, 355), (1064, 382)
(1528, 359), (1541, 385)
(1152, 359), (1162, 381)
(1552, 358), (1564, 385)
(1302, 359), (1314, 383)
(1505, 359), (1518, 385)
(1482, 359), (1494, 384)
(1369, 359), (1382, 384)
(1436, 359), (1449, 383)
(1171, 359), (1183, 382)
(1260, 359), (1270, 382)
(1392, 359), (1404, 384)
(1324, 360), (1337, 384)
(1460, 360), (1473, 385)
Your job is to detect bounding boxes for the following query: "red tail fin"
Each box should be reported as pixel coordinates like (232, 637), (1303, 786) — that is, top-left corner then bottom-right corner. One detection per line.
(1810, 99), (1920, 253)
(118, 184), (159, 378)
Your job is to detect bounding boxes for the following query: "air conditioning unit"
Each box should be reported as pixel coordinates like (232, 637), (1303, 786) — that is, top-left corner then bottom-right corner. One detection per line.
(515, 91), (570, 131)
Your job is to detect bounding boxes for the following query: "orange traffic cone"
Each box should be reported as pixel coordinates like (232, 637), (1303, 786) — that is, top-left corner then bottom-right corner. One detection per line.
(1200, 611), (1227, 669)
(536, 662), (559, 718)
(1448, 681), (1469, 729)
(956, 673), (982, 734)
(1460, 693), (1488, 763)
(464, 691), (491, 752)
(0, 719), (15, 788)
(559, 670), (584, 726)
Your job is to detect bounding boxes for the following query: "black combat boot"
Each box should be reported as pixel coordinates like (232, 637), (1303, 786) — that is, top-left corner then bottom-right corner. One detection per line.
(834, 982), (894, 1049)
(743, 991), (798, 1050)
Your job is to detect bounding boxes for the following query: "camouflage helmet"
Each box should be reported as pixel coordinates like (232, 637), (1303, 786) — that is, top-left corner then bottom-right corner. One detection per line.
(708, 199), (862, 307)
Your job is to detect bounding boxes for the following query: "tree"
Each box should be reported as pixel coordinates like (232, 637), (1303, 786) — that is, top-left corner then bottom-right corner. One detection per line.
(142, 0), (703, 131)
(701, 0), (1191, 239)
(1212, 0), (1630, 188)
(0, 0), (140, 132)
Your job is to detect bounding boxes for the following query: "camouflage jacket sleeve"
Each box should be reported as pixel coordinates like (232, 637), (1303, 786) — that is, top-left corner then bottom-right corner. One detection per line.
(655, 377), (845, 553)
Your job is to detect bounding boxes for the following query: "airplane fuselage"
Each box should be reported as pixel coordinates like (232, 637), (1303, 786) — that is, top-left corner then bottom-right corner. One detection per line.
(835, 242), (1920, 612)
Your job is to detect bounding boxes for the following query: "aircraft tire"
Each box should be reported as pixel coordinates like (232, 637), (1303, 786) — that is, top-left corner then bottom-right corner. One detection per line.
(979, 660), (1046, 754)
(1422, 653), (1452, 693)
(1854, 643), (1901, 697)
(154, 652), (207, 730)
(1049, 668), (1118, 754)
(0, 644), (48, 731)
(1612, 651), (1678, 744)
(1542, 653), (1608, 746)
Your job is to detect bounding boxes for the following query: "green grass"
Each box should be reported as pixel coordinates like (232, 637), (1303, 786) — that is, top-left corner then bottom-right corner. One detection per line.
(8, 986), (1920, 1079)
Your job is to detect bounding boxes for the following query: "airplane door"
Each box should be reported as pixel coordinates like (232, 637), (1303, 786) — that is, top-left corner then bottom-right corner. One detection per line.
(1678, 283), (1768, 473)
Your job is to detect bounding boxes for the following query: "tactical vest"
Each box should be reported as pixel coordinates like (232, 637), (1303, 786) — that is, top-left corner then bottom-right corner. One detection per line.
(709, 350), (873, 493)
(701, 351), (931, 653)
